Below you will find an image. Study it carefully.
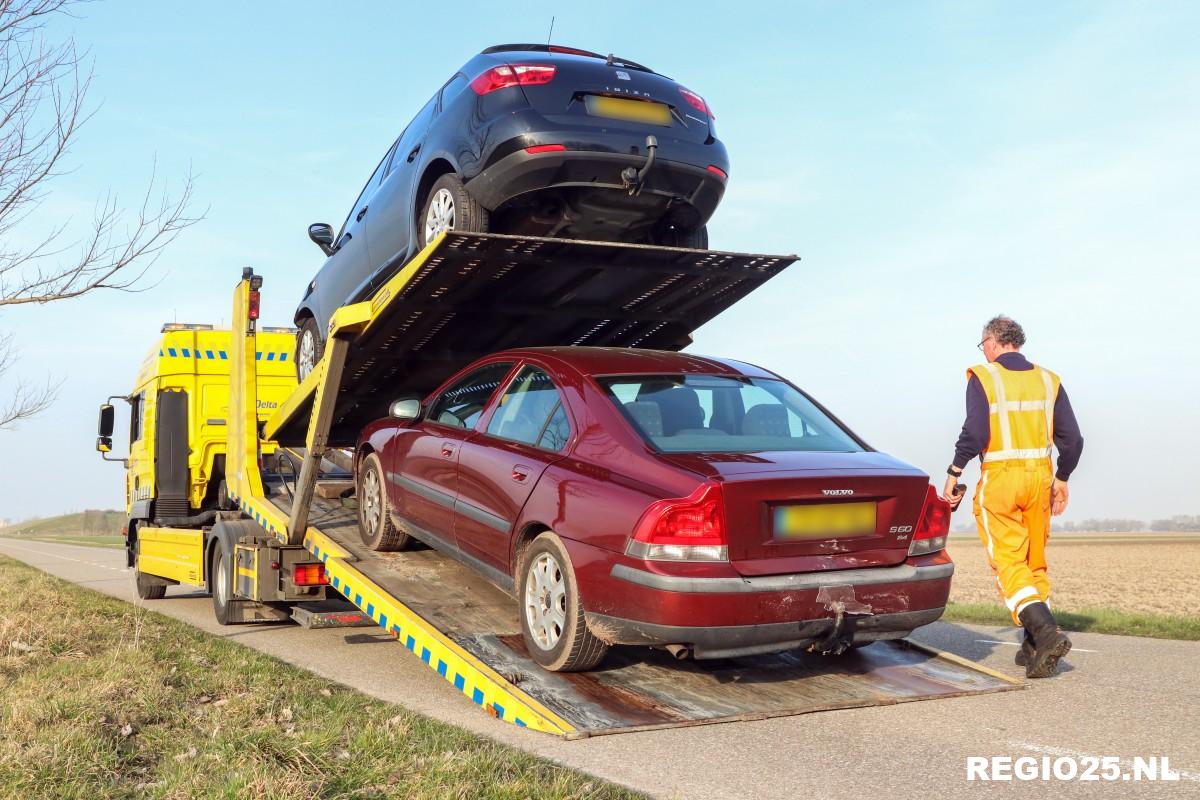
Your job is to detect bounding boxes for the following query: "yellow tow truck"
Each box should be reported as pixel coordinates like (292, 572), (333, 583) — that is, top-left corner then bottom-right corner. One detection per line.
(97, 234), (1022, 737)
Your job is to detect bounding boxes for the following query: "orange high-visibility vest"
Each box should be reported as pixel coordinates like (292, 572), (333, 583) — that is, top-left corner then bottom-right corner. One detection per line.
(967, 361), (1061, 466)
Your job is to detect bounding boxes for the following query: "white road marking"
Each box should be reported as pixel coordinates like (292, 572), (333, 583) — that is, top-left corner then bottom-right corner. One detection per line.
(976, 639), (1098, 653)
(1010, 741), (1200, 782)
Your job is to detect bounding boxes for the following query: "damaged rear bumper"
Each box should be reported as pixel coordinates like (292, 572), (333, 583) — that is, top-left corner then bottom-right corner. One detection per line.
(585, 606), (946, 660)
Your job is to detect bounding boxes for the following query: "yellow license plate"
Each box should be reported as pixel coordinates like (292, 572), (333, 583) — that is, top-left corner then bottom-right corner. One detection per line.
(584, 95), (672, 126)
(773, 502), (877, 540)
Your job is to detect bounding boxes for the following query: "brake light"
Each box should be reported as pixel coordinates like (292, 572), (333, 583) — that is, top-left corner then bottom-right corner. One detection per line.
(293, 563), (329, 586)
(706, 164), (727, 180)
(470, 64), (557, 95)
(548, 45), (598, 58)
(627, 482), (727, 561)
(678, 87), (714, 119)
(908, 485), (951, 556)
(247, 289), (260, 320)
(525, 144), (566, 154)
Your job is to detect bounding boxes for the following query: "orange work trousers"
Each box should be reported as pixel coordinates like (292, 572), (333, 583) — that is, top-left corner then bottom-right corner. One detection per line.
(973, 461), (1054, 624)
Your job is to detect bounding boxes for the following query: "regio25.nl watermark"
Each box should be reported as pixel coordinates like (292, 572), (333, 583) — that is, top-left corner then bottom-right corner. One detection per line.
(967, 756), (1183, 782)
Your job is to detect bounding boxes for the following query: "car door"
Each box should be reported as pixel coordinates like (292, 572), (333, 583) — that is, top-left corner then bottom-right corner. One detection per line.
(387, 361), (516, 549)
(363, 91), (441, 290)
(454, 364), (574, 572)
(315, 141), (396, 312)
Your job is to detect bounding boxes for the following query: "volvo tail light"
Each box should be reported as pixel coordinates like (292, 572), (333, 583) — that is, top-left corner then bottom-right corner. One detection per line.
(470, 64), (557, 95)
(293, 563), (329, 586)
(627, 482), (728, 562)
(909, 485), (951, 556)
(678, 87), (714, 118)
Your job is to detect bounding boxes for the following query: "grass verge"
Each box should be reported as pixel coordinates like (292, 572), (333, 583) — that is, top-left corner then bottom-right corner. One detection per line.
(0, 555), (641, 800)
(944, 601), (1200, 641)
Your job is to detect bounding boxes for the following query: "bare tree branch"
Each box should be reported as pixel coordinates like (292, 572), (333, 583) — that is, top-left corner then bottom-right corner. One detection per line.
(0, 0), (200, 424)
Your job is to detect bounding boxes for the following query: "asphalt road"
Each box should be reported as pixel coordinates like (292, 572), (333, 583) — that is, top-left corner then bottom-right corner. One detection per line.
(2, 536), (1197, 799)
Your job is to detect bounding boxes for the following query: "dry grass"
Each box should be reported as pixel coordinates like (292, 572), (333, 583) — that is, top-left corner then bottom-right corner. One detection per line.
(947, 534), (1200, 616)
(0, 555), (641, 800)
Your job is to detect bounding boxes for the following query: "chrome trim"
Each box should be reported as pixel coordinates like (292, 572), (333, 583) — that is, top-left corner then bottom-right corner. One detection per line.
(611, 560), (954, 594)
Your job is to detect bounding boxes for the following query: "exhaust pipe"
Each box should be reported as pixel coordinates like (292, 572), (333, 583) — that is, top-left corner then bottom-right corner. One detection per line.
(665, 644), (692, 660)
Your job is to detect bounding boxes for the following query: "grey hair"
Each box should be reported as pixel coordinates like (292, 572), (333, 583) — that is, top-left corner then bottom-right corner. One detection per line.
(983, 315), (1026, 348)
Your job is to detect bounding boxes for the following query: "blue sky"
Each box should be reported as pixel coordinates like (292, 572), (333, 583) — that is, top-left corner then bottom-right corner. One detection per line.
(1, 1), (1196, 524)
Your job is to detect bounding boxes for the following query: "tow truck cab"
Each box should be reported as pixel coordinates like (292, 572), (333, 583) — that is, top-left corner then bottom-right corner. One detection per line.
(96, 323), (297, 567)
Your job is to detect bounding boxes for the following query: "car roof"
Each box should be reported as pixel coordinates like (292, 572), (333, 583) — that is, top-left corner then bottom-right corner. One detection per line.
(493, 346), (780, 379)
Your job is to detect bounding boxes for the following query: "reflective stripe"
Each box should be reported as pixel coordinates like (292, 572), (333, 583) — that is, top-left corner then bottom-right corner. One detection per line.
(982, 362), (1013, 450)
(1038, 366), (1055, 440)
(979, 470), (994, 558)
(1005, 585), (1039, 611)
(988, 400), (1046, 412)
(982, 447), (1053, 463)
(1014, 596), (1041, 617)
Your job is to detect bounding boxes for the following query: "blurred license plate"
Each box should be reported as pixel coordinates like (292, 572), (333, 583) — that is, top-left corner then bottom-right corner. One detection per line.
(773, 502), (877, 540)
(584, 95), (672, 126)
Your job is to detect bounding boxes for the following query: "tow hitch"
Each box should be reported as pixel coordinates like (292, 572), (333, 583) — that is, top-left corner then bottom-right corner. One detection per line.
(621, 135), (658, 196)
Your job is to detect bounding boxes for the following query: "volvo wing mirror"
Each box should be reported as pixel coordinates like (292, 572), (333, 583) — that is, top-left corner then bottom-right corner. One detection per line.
(389, 397), (422, 420)
(308, 223), (335, 256)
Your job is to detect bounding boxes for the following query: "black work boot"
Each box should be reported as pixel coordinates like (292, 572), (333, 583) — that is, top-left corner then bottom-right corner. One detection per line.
(1014, 629), (1035, 667)
(1017, 602), (1071, 678)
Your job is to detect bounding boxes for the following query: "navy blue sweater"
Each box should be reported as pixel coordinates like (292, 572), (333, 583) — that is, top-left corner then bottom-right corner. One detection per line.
(952, 352), (1084, 481)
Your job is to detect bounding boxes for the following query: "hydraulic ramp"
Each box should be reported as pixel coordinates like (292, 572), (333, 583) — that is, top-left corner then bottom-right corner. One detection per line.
(222, 237), (1022, 737)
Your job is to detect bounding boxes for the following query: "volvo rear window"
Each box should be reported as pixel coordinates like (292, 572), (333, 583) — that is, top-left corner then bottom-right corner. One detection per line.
(598, 375), (864, 453)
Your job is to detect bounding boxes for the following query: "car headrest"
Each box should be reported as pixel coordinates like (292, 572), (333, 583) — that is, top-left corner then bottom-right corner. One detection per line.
(624, 400), (663, 438)
(743, 404), (790, 436)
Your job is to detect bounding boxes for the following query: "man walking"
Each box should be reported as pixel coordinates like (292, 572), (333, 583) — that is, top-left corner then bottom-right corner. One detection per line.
(943, 316), (1084, 678)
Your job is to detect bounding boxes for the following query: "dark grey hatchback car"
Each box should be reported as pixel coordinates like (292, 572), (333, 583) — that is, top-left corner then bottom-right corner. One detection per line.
(294, 44), (729, 379)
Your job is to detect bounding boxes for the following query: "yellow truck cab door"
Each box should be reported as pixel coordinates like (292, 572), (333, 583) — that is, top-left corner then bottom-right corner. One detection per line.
(127, 389), (154, 518)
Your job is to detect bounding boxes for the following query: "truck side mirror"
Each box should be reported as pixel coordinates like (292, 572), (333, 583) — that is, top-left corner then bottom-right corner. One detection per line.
(96, 436), (113, 453)
(308, 223), (335, 256)
(389, 397), (422, 420)
(98, 403), (115, 437)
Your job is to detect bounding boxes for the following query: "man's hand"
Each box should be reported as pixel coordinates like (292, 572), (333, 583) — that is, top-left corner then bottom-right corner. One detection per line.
(942, 474), (964, 510)
(1051, 479), (1069, 516)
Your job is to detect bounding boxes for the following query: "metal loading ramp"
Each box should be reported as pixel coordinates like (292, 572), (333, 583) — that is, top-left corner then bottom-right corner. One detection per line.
(265, 487), (1024, 738)
(267, 232), (798, 446)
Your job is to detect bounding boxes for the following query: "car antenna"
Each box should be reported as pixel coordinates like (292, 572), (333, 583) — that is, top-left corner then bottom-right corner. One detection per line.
(546, 15), (555, 45)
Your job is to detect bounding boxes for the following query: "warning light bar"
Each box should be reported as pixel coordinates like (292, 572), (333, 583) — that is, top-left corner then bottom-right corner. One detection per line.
(161, 323), (215, 332)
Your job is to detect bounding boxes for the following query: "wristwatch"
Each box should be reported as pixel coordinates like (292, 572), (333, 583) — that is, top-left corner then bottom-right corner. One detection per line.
(946, 465), (963, 477)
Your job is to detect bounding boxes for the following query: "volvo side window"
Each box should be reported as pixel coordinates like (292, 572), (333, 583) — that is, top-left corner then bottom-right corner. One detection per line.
(426, 363), (514, 430)
(485, 366), (568, 449)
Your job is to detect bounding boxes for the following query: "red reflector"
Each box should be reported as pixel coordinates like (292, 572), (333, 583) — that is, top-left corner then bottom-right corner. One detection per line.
(471, 64), (556, 95)
(678, 87), (714, 118)
(706, 164), (727, 179)
(525, 144), (566, 154)
(293, 563), (328, 586)
(248, 290), (260, 320)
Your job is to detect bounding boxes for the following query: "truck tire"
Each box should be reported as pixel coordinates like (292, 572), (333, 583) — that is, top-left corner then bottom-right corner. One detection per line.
(654, 223), (708, 249)
(295, 317), (324, 382)
(417, 173), (489, 250)
(518, 532), (608, 672)
(356, 452), (410, 551)
(211, 546), (242, 625)
(133, 540), (167, 601)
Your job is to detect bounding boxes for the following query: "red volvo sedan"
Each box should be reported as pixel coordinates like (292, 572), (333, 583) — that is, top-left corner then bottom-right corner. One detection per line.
(355, 347), (953, 671)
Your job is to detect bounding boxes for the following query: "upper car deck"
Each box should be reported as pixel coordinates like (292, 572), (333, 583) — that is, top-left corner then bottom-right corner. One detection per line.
(263, 483), (1023, 738)
(266, 232), (798, 446)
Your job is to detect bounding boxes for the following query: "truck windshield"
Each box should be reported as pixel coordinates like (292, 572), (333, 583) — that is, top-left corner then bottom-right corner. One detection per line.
(598, 375), (864, 453)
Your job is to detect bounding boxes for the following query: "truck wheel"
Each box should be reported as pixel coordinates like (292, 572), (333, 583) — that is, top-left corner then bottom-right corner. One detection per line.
(133, 540), (167, 601)
(518, 532), (608, 672)
(654, 223), (708, 249)
(356, 453), (410, 551)
(418, 173), (489, 249)
(211, 546), (241, 625)
(295, 317), (324, 382)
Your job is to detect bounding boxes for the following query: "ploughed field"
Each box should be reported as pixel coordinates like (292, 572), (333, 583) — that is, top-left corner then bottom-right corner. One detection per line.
(946, 533), (1200, 616)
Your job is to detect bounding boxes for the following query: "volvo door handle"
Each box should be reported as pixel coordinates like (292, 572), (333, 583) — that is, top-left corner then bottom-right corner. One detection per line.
(440, 444), (456, 458)
(406, 145), (421, 162)
(511, 465), (531, 482)
(355, 205), (368, 222)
